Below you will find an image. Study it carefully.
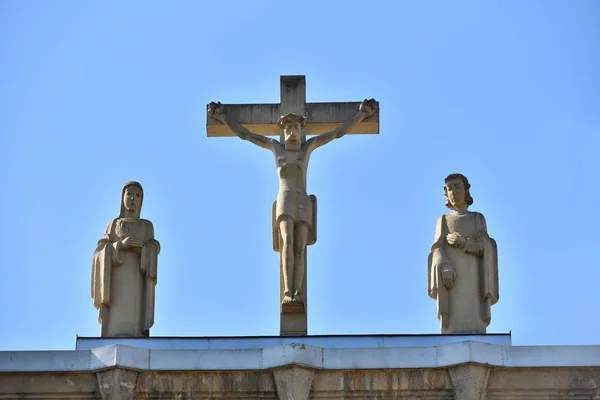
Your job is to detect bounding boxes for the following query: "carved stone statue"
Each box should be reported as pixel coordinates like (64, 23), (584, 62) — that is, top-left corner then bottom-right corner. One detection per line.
(91, 181), (160, 337)
(208, 100), (378, 308)
(428, 174), (499, 334)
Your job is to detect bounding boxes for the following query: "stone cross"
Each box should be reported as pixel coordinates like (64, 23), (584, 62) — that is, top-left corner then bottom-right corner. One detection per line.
(207, 75), (379, 141)
(207, 76), (379, 336)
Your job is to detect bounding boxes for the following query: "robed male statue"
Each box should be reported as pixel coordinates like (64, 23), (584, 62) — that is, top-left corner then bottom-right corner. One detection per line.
(428, 173), (499, 334)
(208, 100), (378, 307)
(91, 181), (160, 337)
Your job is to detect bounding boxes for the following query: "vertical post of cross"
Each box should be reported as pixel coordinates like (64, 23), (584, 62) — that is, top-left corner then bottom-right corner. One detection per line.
(280, 76), (307, 142)
(279, 76), (308, 336)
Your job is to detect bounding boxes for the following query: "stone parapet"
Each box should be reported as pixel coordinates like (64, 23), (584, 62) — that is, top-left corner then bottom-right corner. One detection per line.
(3, 341), (600, 372)
(75, 332), (512, 350)
(1, 341), (600, 399)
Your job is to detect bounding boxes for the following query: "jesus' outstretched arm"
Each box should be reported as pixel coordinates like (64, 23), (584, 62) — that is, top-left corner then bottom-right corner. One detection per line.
(305, 99), (378, 152)
(207, 101), (275, 150)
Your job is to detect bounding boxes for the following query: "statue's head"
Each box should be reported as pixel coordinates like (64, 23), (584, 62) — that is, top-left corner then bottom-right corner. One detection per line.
(443, 173), (473, 211)
(278, 113), (305, 151)
(120, 181), (144, 218)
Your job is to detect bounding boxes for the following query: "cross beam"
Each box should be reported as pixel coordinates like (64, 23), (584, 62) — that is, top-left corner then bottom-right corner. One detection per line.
(206, 75), (379, 138)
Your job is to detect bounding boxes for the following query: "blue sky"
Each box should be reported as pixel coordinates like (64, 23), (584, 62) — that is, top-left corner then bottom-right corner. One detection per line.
(1, 1), (598, 350)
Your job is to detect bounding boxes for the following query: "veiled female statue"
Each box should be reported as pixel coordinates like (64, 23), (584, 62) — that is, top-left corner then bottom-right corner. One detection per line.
(428, 174), (499, 334)
(91, 181), (160, 337)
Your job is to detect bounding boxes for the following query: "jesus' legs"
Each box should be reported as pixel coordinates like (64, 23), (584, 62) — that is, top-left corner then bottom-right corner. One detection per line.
(279, 218), (294, 304)
(292, 223), (309, 304)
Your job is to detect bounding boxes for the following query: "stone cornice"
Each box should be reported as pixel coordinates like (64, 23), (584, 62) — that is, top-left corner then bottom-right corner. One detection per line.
(2, 341), (600, 373)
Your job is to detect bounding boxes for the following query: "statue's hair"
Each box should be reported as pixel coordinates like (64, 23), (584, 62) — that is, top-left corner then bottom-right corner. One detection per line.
(443, 173), (473, 210)
(123, 181), (143, 192)
(277, 113), (306, 128)
(120, 181), (144, 218)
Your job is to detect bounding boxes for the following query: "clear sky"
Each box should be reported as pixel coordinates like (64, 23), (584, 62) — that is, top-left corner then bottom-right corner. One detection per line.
(1, 1), (598, 351)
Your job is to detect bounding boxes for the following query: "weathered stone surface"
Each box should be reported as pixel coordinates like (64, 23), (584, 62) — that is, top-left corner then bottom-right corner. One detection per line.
(2, 342), (600, 399)
(312, 369), (453, 399)
(96, 369), (138, 400)
(3, 366), (600, 399)
(91, 181), (160, 337)
(488, 367), (600, 399)
(0, 373), (97, 397)
(428, 173), (499, 334)
(449, 364), (491, 400)
(273, 366), (315, 400)
(207, 75), (379, 336)
(135, 371), (276, 399)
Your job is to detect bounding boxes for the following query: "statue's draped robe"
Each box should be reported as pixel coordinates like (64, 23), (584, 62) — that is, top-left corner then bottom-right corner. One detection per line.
(428, 212), (498, 334)
(91, 218), (160, 337)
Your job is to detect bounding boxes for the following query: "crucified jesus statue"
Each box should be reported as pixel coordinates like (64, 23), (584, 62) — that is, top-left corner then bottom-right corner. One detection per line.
(207, 99), (378, 307)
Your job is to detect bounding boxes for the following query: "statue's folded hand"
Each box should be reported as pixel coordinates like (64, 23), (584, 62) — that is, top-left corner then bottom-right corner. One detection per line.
(446, 232), (466, 249)
(121, 237), (144, 249)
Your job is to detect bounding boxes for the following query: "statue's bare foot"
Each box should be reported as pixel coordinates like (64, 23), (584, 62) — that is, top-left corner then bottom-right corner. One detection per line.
(292, 293), (304, 304)
(282, 295), (293, 305)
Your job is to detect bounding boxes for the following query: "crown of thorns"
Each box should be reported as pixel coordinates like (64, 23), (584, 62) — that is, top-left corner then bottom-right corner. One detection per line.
(277, 113), (306, 128)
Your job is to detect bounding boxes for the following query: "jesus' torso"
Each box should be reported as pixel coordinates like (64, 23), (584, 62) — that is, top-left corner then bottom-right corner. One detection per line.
(273, 144), (311, 195)
(271, 143), (314, 226)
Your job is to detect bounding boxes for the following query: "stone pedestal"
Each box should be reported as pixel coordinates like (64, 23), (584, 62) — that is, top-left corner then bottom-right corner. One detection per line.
(280, 256), (308, 335)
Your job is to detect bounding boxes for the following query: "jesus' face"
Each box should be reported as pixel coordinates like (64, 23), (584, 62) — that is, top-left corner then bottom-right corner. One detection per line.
(283, 122), (302, 151)
(445, 178), (466, 209)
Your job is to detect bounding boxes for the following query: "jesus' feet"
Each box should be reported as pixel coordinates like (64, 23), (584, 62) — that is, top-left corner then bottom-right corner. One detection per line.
(282, 295), (293, 304)
(292, 292), (304, 304)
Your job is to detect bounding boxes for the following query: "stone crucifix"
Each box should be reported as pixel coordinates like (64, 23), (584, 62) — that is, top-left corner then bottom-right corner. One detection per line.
(207, 76), (379, 335)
